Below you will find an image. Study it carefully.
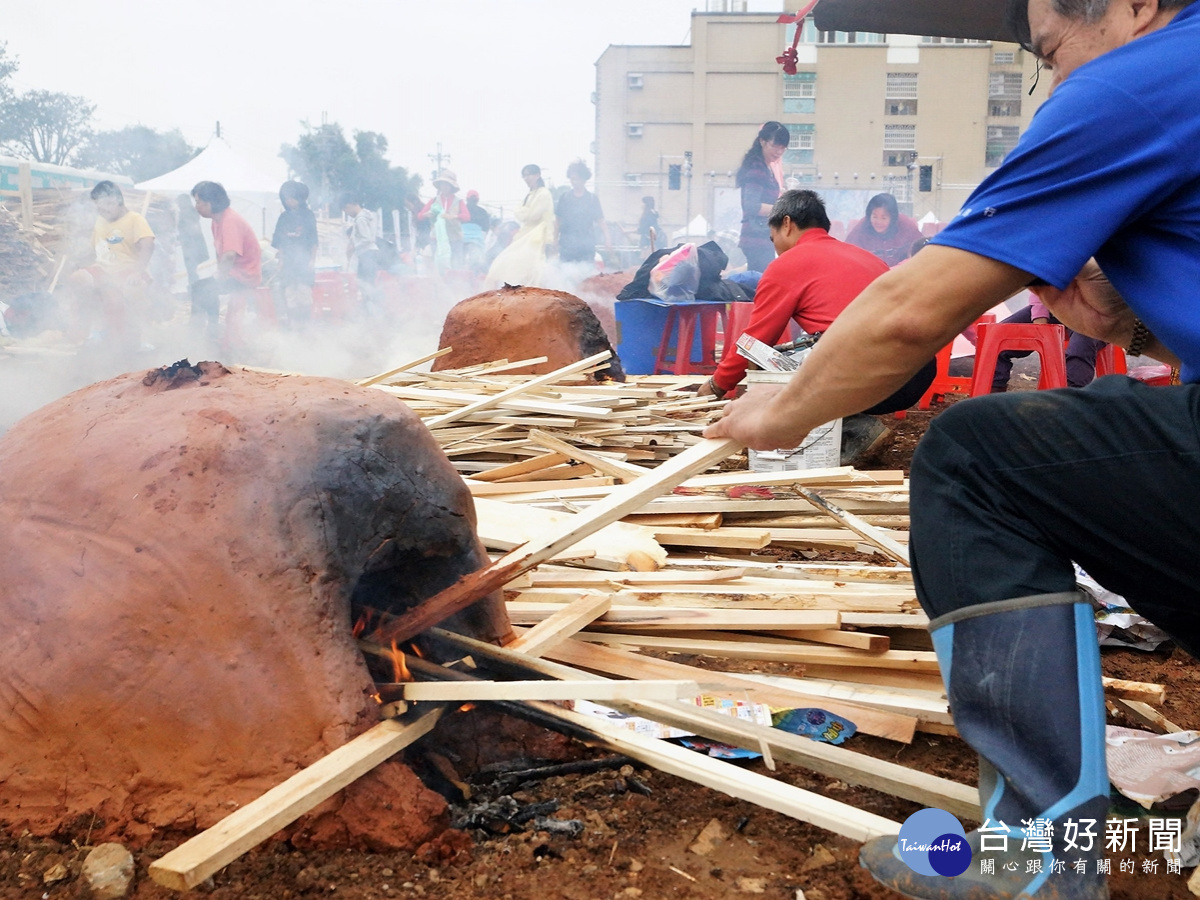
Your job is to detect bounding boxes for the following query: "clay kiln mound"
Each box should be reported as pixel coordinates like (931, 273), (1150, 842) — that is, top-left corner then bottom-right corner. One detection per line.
(433, 285), (625, 380)
(0, 361), (511, 848)
(576, 270), (635, 350)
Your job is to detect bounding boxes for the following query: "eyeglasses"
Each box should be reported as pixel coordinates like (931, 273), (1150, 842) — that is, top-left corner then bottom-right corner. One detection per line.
(1028, 59), (1043, 96)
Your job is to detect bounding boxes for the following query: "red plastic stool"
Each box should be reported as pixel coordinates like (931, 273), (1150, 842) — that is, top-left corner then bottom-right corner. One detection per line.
(970, 322), (1067, 396)
(1129, 364), (1174, 386)
(654, 302), (728, 375)
(1094, 343), (1127, 376)
(718, 302), (756, 365)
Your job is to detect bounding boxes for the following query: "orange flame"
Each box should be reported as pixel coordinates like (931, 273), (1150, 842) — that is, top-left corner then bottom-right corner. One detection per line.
(389, 642), (412, 683)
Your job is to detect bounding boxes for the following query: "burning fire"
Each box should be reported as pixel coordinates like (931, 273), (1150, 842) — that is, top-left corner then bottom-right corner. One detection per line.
(389, 641), (411, 683)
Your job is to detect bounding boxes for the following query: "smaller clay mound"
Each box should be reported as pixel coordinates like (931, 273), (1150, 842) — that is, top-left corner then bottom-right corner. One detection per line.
(0, 360), (510, 847)
(434, 285), (625, 380)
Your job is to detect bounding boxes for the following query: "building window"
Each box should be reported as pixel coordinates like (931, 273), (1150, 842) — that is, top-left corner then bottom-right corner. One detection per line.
(799, 18), (885, 43)
(783, 74), (816, 99)
(994, 50), (1016, 64)
(627, 123), (644, 138)
(783, 72), (816, 114)
(785, 124), (815, 165)
(883, 124), (916, 150)
(627, 73), (644, 90)
(886, 99), (918, 115)
(922, 36), (987, 44)
(883, 124), (916, 167)
(988, 72), (1023, 117)
(886, 72), (919, 99)
(986, 125), (1020, 166)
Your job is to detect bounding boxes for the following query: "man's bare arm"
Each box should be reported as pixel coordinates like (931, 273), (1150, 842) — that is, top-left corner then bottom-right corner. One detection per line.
(704, 246), (1032, 449)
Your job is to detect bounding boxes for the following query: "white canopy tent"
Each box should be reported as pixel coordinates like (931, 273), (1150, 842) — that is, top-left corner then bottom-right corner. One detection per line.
(137, 137), (287, 239)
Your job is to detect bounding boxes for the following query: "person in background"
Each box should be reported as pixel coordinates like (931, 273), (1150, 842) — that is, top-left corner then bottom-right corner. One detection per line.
(271, 181), (318, 328)
(989, 298), (1107, 392)
(485, 164), (555, 287)
(844, 192), (925, 267)
(698, 190), (934, 462)
(735, 121), (790, 274)
(175, 193), (209, 290)
(555, 159), (611, 268)
(417, 170), (469, 273)
(637, 195), (659, 251)
(463, 189), (491, 274)
(341, 193), (382, 307)
(465, 190), (491, 232)
(192, 180), (261, 346)
(66, 180), (156, 350)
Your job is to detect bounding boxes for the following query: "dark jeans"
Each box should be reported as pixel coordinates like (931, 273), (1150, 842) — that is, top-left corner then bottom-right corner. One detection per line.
(910, 375), (1200, 657)
(989, 304), (1108, 390)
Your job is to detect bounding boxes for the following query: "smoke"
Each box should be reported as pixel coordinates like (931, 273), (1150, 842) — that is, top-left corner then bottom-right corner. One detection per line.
(0, 287), (461, 438)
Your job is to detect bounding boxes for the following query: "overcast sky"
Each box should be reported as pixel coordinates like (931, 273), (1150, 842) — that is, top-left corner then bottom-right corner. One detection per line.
(5, 0), (784, 209)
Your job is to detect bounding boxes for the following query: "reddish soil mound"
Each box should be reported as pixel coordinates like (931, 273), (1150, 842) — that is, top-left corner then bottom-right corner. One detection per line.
(433, 286), (624, 380)
(0, 361), (510, 848)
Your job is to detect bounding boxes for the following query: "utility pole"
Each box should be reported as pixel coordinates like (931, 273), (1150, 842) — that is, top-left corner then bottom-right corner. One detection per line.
(684, 151), (693, 231)
(428, 143), (451, 180)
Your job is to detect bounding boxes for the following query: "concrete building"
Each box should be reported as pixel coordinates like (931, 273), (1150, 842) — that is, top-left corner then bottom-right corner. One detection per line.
(594, 3), (1050, 248)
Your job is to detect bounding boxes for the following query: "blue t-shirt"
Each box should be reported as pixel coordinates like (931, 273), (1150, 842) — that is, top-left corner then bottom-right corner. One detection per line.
(932, 3), (1200, 382)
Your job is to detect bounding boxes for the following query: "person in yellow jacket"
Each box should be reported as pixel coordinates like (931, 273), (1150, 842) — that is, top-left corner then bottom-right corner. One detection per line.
(485, 164), (554, 288)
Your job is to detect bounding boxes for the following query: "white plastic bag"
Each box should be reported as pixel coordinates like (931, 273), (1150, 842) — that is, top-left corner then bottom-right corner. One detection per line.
(648, 242), (700, 303)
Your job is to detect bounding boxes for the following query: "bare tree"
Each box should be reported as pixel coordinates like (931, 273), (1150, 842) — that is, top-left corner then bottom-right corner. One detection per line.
(0, 89), (95, 165)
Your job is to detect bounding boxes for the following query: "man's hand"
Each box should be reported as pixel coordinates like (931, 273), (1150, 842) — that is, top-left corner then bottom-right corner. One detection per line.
(1031, 260), (1133, 345)
(696, 377), (725, 399)
(703, 384), (795, 450)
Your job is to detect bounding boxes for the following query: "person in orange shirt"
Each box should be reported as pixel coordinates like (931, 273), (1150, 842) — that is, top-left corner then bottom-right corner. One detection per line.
(192, 181), (261, 350)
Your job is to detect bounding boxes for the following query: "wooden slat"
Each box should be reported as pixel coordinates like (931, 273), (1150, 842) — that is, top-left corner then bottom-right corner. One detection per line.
(401, 679), (702, 702)
(505, 602), (841, 632)
(433, 630), (976, 815)
(794, 486), (910, 565)
(505, 593), (612, 658)
(366, 437), (741, 646)
(574, 632), (940, 671)
(423, 351), (614, 428)
(148, 710), (444, 891)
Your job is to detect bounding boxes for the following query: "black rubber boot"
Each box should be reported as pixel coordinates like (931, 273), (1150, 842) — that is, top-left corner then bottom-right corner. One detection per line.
(860, 593), (1110, 899)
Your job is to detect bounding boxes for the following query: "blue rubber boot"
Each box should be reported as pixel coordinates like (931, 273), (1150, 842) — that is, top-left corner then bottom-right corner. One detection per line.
(860, 592), (1110, 899)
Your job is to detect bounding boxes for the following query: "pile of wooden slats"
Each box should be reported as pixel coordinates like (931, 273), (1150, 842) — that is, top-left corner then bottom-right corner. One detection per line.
(146, 352), (1175, 891)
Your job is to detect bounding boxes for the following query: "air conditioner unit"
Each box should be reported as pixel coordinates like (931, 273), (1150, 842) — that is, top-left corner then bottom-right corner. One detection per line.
(627, 73), (644, 90)
(627, 123), (644, 138)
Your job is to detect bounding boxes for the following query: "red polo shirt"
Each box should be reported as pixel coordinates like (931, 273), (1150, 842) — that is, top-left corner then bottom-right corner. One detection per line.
(713, 229), (888, 392)
(212, 208), (262, 287)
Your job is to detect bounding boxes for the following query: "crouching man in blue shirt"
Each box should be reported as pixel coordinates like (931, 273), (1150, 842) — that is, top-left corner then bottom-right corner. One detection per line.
(707, 0), (1200, 897)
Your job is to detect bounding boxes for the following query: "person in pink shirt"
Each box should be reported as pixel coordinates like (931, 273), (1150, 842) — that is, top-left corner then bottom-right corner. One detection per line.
(192, 181), (262, 349)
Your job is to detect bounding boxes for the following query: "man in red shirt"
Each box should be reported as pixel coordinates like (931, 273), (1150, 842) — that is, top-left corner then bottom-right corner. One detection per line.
(701, 190), (934, 414)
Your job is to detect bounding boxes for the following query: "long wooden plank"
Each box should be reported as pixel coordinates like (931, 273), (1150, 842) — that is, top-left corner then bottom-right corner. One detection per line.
(469, 452), (570, 482)
(574, 632), (941, 672)
(528, 700), (902, 842)
(356, 347), (453, 386)
(506, 593), (612, 657)
(432, 630), (976, 815)
(529, 429), (649, 482)
(505, 602), (841, 632)
(423, 351), (614, 428)
(522, 629), (918, 743)
(402, 653), (903, 841)
(148, 709), (444, 891)
(401, 679), (702, 702)
(794, 486), (910, 565)
(367, 437), (741, 646)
